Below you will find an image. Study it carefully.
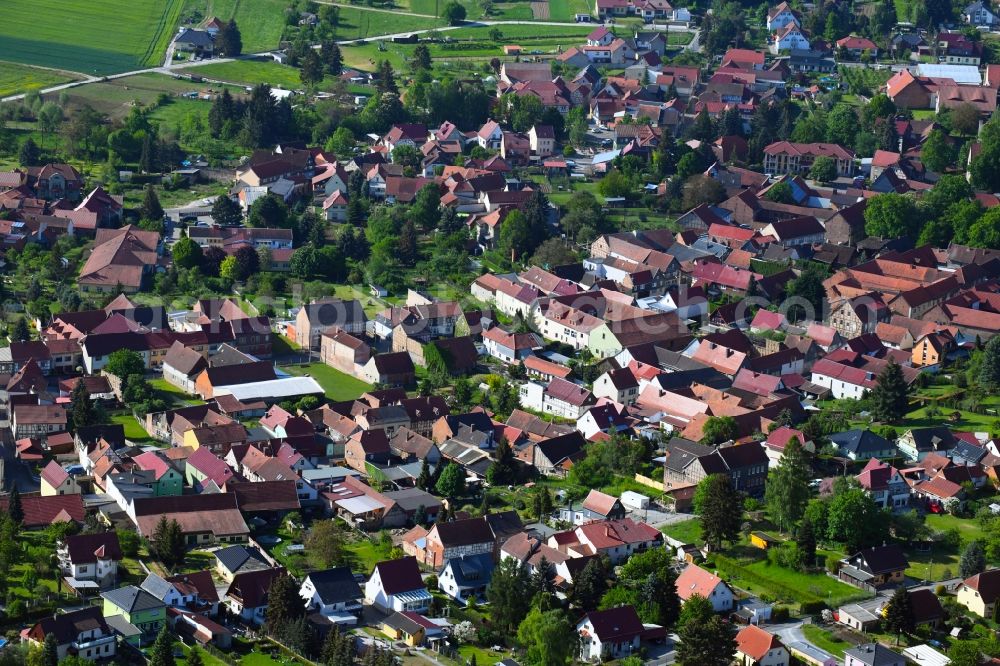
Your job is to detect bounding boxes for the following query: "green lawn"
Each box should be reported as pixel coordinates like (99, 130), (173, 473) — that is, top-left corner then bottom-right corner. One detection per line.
(192, 59), (344, 91)
(547, 0), (594, 20)
(283, 362), (373, 401)
(739, 560), (865, 606)
(111, 413), (154, 443)
(661, 518), (702, 544)
(180, 0), (288, 53)
(149, 377), (201, 406)
(0, 0), (184, 74)
(802, 624), (852, 658)
(334, 6), (445, 39)
(0, 62), (79, 97)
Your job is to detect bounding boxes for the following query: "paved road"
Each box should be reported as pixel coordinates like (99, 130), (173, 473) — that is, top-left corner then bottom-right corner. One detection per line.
(1, 18), (606, 103)
(685, 28), (701, 52)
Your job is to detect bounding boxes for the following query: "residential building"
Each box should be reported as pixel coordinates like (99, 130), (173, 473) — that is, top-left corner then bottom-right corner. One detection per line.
(957, 568), (1000, 618)
(577, 606), (645, 661)
(23, 607), (116, 662)
(101, 585), (167, 644)
(844, 644), (905, 666)
(299, 567), (363, 624)
(365, 558), (432, 613)
(675, 563), (735, 612)
(736, 625), (789, 666)
(838, 545), (909, 591)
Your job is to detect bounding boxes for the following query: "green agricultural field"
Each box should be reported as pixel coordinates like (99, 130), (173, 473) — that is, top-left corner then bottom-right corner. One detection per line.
(334, 6), (445, 40)
(0, 0), (184, 75)
(180, 0), (288, 53)
(0, 62), (80, 98)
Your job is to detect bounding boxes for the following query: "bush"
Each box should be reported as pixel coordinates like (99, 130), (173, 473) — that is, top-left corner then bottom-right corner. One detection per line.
(425, 575), (438, 589)
(825, 555), (840, 574)
(5, 600), (24, 620)
(800, 600), (827, 615)
(772, 606), (791, 622)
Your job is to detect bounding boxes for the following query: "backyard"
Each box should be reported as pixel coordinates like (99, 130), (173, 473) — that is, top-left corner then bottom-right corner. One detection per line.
(283, 362), (374, 401)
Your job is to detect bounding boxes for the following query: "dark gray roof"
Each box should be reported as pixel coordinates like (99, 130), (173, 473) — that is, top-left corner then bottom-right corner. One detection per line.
(140, 573), (173, 600)
(829, 429), (892, 456)
(175, 28), (215, 47)
(663, 438), (715, 473)
(101, 585), (165, 613)
(305, 567), (362, 605)
(443, 553), (494, 587)
(845, 644), (904, 666)
(215, 545), (268, 572)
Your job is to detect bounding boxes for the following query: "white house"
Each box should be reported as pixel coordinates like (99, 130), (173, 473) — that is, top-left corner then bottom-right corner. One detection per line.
(592, 368), (639, 405)
(771, 24), (810, 54)
(766, 2), (799, 31)
(675, 563), (735, 612)
(365, 557), (431, 613)
(438, 553), (494, 605)
(964, 0), (999, 26)
(577, 606), (645, 662)
(299, 567), (363, 624)
(58, 532), (122, 589)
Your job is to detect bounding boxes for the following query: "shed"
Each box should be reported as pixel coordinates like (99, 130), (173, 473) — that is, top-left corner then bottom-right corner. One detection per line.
(837, 604), (880, 632)
(750, 532), (780, 550)
(620, 491), (649, 511)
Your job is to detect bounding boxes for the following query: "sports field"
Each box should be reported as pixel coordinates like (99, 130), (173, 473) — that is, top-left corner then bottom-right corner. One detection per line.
(0, 0), (184, 75)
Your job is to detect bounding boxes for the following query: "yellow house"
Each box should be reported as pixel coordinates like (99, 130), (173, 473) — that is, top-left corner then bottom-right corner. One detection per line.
(911, 333), (951, 367)
(380, 612), (431, 647)
(40, 460), (81, 497)
(957, 569), (1000, 618)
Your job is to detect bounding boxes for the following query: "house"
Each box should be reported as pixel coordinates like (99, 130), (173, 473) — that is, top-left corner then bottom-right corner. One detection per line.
(293, 299), (367, 350)
(762, 142), (854, 177)
(836, 36), (879, 58)
(22, 607), (117, 662)
(592, 368), (640, 405)
(532, 431), (587, 476)
(856, 459), (909, 509)
(964, 0), (999, 27)
(736, 625), (789, 666)
(771, 24), (810, 54)
(320, 327), (371, 375)
(225, 567), (286, 625)
(416, 511), (523, 568)
(828, 430), (897, 461)
(380, 611), (440, 647)
(365, 557), (432, 613)
(561, 489), (627, 526)
(663, 440), (769, 496)
(101, 585), (167, 644)
(559, 518), (662, 565)
(58, 532), (123, 589)
(838, 604), (881, 632)
(299, 567), (363, 624)
(957, 568), (1000, 617)
(162, 341), (208, 394)
(844, 644), (905, 666)
(529, 125), (556, 156)
(676, 563), (735, 612)
(12, 404), (66, 438)
(767, 2), (799, 30)
(140, 570), (220, 617)
(838, 545), (909, 591)
(908, 588), (944, 628)
(438, 553), (494, 605)
(360, 352), (416, 387)
(41, 460), (82, 496)
(482, 326), (543, 364)
(577, 606), (645, 662)
(897, 427), (957, 461)
(77, 225), (160, 293)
